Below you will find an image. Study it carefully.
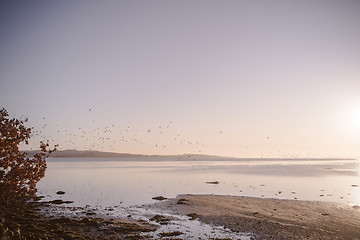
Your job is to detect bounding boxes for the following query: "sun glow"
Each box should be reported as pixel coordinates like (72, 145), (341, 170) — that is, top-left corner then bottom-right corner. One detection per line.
(345, 106), (360, 134)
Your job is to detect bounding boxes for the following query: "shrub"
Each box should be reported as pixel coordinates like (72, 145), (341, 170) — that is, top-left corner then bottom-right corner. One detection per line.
(0, 108), (56, 200)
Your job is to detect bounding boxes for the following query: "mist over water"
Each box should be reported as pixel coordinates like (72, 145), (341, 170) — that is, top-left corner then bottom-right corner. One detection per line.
(37, 157), (360, 208)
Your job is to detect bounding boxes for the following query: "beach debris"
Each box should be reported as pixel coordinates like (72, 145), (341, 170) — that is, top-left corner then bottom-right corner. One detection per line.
(177, 198), (189, 204)
(56, 191), (66, 195)
(206, 181), (219, 184)
(186, 213), (199, 220)
(149, 215), (170, 225)
(152, 196), (167, 201)
(351, 185), (359, 187)
(353, 205), (360, 210)
(159, 231), (183, 237)
(321, 213), (329, 216)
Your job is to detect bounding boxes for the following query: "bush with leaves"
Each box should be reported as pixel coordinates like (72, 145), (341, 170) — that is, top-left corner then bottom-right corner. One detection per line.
(0, 108), (56, 200)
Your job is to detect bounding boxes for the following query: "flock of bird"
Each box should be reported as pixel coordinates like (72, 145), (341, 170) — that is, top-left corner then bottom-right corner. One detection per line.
(26, 109), (340, 158)
(29, 110), (209, 154)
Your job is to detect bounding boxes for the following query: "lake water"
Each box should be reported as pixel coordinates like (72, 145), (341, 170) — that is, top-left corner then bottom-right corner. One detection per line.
(38, 157), (360, 207)
(36, 157), (360, 239)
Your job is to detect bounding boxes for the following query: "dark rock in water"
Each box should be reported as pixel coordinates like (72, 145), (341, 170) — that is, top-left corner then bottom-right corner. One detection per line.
(56, 191), (66, 195)
(149, 215), (170, 225)
(206, 181), (219, 184)
(49, 200), (64, 204)
(159, 231), (183, 237)
(49, 200), (74, 204)
(177, 198), (189, 204)
(186, 213), (199, 220)
(152, 196), (167, 201)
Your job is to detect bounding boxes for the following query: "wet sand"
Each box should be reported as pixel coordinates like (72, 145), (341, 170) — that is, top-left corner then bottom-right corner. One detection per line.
(152, 194), (360, 240)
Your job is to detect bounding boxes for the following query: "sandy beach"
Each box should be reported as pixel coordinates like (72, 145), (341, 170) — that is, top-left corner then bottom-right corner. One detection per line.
(152, 194), (360, 240)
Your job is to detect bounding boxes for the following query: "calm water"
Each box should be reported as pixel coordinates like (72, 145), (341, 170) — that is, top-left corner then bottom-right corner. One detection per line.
(38, 157), (360, 207)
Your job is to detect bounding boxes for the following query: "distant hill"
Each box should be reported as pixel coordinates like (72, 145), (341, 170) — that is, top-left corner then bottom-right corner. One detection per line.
(49, 150), (141, 158)
(21, 149), (229, 159)
(20, 150), (355, 160)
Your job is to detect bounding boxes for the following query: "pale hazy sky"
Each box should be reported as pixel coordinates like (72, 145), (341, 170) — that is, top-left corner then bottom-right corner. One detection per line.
(1, 0), (359, 158)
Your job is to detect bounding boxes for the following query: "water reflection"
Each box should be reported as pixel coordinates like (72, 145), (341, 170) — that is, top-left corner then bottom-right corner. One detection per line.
(37, 158), (359, 208)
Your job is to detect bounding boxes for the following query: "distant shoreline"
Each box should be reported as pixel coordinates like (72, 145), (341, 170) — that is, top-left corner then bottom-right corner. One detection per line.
(21, 149), (356, 160)
(22, 149), (231, 159)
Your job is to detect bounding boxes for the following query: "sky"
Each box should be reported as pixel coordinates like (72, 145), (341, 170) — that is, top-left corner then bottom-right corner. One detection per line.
(1, 0), (359, 158)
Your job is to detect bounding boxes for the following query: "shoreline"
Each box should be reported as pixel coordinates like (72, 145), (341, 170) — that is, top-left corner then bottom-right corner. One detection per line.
(0, 200), (156, 240)
(2, 194), (360, 239)
(151, 194), (360, 240)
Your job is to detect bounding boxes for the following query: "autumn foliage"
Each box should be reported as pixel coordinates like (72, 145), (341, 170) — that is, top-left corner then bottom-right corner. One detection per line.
(0, 108), (56, 200)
